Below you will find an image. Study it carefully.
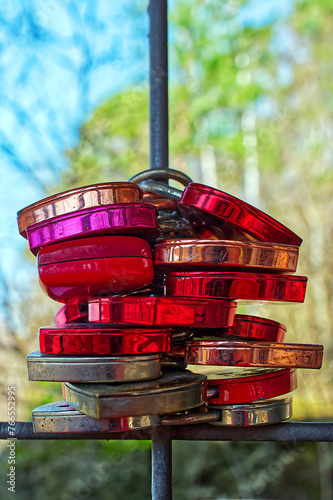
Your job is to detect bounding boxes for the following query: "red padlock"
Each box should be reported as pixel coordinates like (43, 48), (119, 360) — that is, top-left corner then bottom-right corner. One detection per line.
(205, 368), (297, 405)
(54, 300), (88, 325)
(165, 271), (307, 302)
(228, 315), (286, 342)
(38, 235), (154, 302)
(179, 183), (302, 246)
(39, 325), (172, 356)
(193, 315), (286, 342)
(88, 296), (237, 328)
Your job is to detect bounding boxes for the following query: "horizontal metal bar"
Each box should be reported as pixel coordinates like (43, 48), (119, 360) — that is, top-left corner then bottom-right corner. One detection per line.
(1, 422), (333, 441)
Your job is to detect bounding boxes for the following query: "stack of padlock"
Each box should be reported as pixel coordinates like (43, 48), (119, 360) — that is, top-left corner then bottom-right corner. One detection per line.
(18, 170), (323, 432)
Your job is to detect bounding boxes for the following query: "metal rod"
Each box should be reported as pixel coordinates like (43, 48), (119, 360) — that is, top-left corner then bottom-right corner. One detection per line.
(148, 0), (169, 170)
(151, 425), (173, 500)
(2, 422), (333, 442)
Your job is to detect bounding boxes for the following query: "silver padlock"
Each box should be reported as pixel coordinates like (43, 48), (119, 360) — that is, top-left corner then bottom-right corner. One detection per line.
(27, 351), (162, 383)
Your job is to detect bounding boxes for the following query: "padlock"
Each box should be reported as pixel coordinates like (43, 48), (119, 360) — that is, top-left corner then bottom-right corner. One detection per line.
(64, 371), (207, 418)
(27, 351), (162, 382)
(227, 315), (286, 342)
(203, 367), (296, 405)
(17, 182), (143, 238)
(193, 315), (286, 342)
(54, 300), (88, 325)
(88, 296), (237, 328)
(154, 239), (299, 273)
(185, 339), (323, 368)
(207, 397), (292, 426)
(38, 236), (154, 302)
(39, 325), (172, 356)
(165, 271), (307, 302)
(32, 401), (160, 433)
(179, 183), (302, 246)
(27, 203), (160, 255)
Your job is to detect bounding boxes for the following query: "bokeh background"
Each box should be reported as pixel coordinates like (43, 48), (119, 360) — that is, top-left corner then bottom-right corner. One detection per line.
(0, 0), (333, 498)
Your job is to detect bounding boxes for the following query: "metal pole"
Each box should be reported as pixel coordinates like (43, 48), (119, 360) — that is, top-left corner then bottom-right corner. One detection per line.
(151, 425), (173, 500)
(148, 0), (169, 171)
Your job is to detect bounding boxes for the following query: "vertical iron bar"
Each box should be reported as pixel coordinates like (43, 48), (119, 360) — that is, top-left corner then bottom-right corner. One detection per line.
(148, 0), (169, 171)
(152, 425), (173, 500)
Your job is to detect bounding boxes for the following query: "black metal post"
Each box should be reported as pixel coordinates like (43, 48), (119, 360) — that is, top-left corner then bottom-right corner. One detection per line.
(151, 425), (173, 500)
(148, 0), (169, 171)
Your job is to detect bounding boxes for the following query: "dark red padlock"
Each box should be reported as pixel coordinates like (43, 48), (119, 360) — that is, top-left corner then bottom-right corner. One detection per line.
(38, 235), (154, 302)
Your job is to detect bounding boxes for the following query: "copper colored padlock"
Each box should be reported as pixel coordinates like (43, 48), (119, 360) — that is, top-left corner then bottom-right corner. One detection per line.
(27, 203), (160, 255)
(64, 371), (207, 418)
(38, 236), (154, 302)
(27, 351), (162, 383)
(185, 339), (323, 369)
(39, 325), (172, 356)
(17, 182), (143, 238)
(179, 183), (302, 246)
(154, 239), (299, 273)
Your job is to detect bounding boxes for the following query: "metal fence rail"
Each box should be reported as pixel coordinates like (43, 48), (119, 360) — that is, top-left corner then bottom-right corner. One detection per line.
(1, 421), (333, 442)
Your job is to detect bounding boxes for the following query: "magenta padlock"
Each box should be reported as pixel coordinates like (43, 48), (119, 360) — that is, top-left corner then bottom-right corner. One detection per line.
(27, 203), (160, 255)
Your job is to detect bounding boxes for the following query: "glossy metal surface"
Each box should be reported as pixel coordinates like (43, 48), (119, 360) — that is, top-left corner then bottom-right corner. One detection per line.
(27, 203), (160, 255)
(129, 168), (192, 186)
(140, 180), (183, 201)
(154, 239), (299, 273)
(27, 351), (162, 382)
(65, 371), (207, 418)
(88, 296), (236, 328)
(17, 182), (142, 238)
(165, 271), (307, 302)
(228, 315), (286, 342)
(38, 235), (153, 264)
(204, 367), (296, 404)
(186, 339), (323, 368)
(207, 397), (292, 426)
(32, 401), (160, 433)
(179, 183), (302, 246)
(39, 326), (172, 356)
(55, 301), (88, 325)
(38, 236), (154, 302)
